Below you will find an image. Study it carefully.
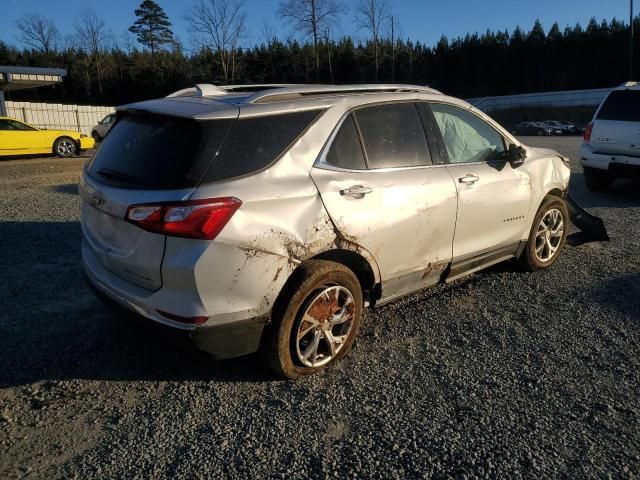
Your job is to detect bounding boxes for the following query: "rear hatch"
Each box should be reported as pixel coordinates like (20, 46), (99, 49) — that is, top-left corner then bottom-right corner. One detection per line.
(591, 89), (640, 157)
(80, 101), (237, 291)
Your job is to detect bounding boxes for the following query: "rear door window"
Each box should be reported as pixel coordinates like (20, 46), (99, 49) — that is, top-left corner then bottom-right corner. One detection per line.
(87, 113), (234, 189)
(324, 115), (367, 170)
(354, 103), (432, 168)
(203, 109), (325, 182)
(597, 90), (640, 122)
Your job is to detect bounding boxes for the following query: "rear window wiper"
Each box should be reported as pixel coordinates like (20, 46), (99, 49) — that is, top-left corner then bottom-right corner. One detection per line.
(96, 168), (141, 184)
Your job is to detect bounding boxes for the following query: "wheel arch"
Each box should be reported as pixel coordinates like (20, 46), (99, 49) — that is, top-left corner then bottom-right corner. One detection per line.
(310, 249), (380, 303)
(272, 248), (381, 322)
(545, 187), (565, 199)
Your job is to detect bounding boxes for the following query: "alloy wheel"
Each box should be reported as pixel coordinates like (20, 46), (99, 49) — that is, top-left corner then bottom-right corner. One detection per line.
(57, 140), (76, 156)
(535, 208), (564, 262)
(295, 285), (355, 368)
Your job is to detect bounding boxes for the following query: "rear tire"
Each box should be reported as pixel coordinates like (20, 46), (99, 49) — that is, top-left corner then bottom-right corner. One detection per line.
(584, 167), (613, 191)
(54, 137), (77, 158)
(518, 196), (568, 272)
(264, 260), (363, 379)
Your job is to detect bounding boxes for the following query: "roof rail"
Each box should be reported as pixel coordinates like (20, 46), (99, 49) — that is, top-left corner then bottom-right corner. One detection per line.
(244, 84), (442, 103)
(166, 83), (227, 98)
(220, 84), (303, 92)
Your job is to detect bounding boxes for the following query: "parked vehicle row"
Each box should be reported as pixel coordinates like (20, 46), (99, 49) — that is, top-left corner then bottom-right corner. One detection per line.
(80, 83), (574, 378)
(511, 121), (560, 136)
(512, 120), (584, 137)
(541, 120), (584, 135)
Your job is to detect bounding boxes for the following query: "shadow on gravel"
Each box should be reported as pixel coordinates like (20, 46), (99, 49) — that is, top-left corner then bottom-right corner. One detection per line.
(0, 220), (274, 388)
(50, 184), (79, 195)
(569, 173), (640, 209)
(592, 273), (640, 317)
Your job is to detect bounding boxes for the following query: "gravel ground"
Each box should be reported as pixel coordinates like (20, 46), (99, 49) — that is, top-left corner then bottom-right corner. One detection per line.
(1, 138), (639, 479)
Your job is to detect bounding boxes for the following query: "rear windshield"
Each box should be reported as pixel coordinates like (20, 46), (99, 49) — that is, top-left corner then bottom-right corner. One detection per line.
(597, 90), (640, 122)
(87, 113), (233, 189)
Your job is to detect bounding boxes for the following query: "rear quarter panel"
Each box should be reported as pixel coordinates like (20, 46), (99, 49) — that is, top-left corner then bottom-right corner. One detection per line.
(188, 104), (381, 320)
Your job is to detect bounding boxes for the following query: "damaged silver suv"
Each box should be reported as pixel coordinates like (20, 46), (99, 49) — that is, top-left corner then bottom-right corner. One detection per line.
(81, 84), (573, 378)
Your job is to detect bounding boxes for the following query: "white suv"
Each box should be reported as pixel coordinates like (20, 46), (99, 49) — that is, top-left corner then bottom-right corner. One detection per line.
(81, 84), (572, 378)
(580, 82), (640, 190)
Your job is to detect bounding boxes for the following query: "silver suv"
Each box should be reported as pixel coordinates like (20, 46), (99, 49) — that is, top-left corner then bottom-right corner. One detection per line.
(81, 84), (571, 378)
(580, 82), (640, 190)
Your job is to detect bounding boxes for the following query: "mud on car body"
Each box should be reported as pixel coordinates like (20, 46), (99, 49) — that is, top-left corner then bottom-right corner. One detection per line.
(80, 83), (601, 378)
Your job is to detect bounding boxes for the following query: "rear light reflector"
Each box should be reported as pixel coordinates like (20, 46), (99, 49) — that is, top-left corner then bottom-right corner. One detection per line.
(583, 122), (593, 144)
(126, 197), (241, 240)
(157, 310), (208, 325)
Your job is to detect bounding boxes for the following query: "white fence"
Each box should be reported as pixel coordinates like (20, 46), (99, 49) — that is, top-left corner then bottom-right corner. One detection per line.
(5, 101), (115, 136)
(467, 87), (612, 112)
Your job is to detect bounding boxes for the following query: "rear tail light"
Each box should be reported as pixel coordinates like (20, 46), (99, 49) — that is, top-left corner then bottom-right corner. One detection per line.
(126, 197), (241, 240)
(583, 122), (593, 144)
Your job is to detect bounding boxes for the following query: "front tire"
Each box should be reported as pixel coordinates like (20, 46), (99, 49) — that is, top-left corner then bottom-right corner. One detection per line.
(584, 167), (613, 191)
(54, 137), (77, 158)
(265, 260), (363, 379)
(519, 196), (569, 271)
(91, 131), (101, 142)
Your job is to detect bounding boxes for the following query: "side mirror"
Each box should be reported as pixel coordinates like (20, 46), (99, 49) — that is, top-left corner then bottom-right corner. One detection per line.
(508, 144), (526, 167)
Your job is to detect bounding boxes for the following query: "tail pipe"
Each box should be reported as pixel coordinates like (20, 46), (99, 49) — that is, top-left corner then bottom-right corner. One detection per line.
(565, 194), (610, 242)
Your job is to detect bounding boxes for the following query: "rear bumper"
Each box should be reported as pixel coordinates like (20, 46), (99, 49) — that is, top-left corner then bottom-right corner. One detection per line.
(87, 274), (267, 359)
(580, 144), (640, 177)
(83, 239), (270, 359)
(79, 137), (95, 150)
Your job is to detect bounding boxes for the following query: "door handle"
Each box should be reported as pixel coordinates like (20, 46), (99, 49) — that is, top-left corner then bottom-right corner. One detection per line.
(340, 185), (373, 199)
(458, 174), (479, 184)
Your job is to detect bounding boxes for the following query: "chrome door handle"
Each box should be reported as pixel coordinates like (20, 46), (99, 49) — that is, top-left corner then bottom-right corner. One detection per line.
(458, 174), (479, 184)
(340, 185), (373, 199)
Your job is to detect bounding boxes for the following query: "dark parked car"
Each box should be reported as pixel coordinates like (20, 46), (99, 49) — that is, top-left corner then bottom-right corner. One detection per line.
(511, 122), (556, 136)
(542, 120), (580, 135)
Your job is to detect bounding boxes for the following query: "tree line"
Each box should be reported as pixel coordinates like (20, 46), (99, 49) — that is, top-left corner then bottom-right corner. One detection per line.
(1, 0), (638, 106)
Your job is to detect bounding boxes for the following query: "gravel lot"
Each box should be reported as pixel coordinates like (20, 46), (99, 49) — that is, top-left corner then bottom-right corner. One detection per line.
(1, 137), (639, 479)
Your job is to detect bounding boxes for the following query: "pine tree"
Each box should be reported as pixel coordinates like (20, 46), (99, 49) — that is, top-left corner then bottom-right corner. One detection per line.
(129, 0), (174, 55)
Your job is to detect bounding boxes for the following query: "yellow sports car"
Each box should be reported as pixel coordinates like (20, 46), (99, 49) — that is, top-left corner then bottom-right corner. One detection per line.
(0, 116), (95, 158)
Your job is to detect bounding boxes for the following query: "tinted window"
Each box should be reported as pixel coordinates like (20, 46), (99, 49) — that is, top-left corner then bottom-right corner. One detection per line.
(87, 113), (234, 189)
(204, 109), (324, 182)
(597, 90), (640, 122)
(430, 103), (506, 164)
(0, 120), (35, 131)
(324, 115), (366, 170)
(354, 103), (431, 168)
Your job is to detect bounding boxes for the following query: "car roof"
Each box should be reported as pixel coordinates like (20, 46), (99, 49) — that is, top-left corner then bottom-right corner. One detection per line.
(118, 83), (472, 121)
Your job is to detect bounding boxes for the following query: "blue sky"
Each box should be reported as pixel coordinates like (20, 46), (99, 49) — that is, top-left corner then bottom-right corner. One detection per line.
(0, 0), (631, 50)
